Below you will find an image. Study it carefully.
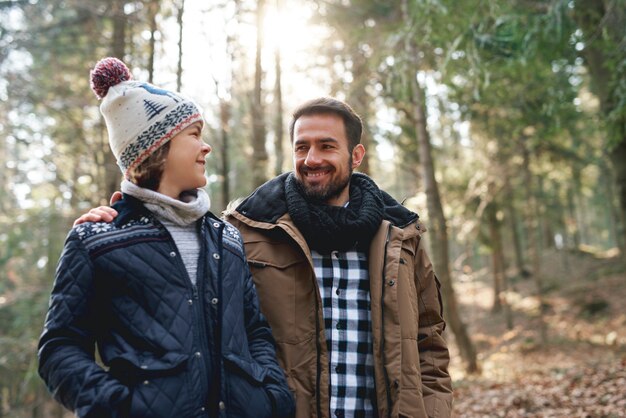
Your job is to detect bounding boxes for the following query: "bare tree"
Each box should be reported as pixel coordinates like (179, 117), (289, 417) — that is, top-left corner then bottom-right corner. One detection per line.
(402, 0), (478, 373)
(251, 0), (268, 186)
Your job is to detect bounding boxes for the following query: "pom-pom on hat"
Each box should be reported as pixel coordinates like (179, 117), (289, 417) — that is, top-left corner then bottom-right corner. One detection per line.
(90, 57), (203, 177)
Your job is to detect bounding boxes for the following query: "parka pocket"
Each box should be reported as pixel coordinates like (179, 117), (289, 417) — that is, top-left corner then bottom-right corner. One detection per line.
(224, 353), (273, 418)
(245, 239), (316, 344)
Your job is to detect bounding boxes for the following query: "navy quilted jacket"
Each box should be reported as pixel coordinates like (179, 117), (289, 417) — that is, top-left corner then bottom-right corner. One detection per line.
(38, 196), (294, 418)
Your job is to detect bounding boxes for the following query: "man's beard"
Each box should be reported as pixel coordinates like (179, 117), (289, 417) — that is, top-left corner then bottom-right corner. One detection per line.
(296, 157), (353, 204)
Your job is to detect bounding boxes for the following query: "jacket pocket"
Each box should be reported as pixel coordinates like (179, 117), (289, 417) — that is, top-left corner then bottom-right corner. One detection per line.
(109, 352), (191, 418)
(246, 241), (315, 344)
(224, 353), (273, 418)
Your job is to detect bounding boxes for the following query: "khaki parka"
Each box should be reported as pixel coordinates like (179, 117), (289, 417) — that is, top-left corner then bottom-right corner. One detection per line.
(225, 173), (452, 418)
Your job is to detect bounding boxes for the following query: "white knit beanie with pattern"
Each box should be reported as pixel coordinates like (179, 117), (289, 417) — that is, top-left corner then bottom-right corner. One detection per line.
(90, 57), (203, 178)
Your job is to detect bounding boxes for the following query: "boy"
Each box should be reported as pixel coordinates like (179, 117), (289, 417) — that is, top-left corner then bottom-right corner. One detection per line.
(38, 57), (294, 418)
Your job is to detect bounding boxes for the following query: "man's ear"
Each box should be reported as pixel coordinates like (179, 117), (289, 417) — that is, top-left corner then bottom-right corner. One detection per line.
(352, 144), (365, 169)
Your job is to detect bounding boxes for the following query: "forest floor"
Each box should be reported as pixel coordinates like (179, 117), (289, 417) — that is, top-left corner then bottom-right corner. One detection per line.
(449, 247), (626, 418)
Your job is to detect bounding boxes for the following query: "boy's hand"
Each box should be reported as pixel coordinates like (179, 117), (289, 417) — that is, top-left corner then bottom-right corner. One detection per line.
(72, 192), (123, 226)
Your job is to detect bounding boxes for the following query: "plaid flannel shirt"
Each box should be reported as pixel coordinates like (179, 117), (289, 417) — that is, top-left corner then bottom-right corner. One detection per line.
(312, 249), (377, 418)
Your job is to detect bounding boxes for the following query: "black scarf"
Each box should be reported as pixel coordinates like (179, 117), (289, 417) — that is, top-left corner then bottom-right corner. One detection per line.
(285, 172), (384, 253)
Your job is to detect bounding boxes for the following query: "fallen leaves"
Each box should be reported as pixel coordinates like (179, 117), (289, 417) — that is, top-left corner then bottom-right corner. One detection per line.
(454, 358), (626, 417)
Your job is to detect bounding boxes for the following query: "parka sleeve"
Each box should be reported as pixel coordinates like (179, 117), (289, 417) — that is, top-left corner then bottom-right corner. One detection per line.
(37, 230), (130, 418)
(242, 262), (296, 418)
(414, 238), (453, 417)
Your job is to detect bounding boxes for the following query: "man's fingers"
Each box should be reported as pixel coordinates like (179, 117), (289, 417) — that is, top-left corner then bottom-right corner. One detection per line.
(73, 213), (102, 227)
(90, 207), (117, 221)
(72, 207), (118, 227)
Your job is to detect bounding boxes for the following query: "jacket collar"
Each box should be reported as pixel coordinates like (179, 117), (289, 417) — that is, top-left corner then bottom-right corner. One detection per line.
(235, 172), (418, 228)
(111, 194), (153, 226)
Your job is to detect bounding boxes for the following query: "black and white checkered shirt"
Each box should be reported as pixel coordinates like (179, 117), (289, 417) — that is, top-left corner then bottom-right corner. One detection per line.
(312, 249), (377, 418)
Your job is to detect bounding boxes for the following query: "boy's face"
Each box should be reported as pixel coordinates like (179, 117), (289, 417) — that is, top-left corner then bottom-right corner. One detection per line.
(157, 122), (211, 199)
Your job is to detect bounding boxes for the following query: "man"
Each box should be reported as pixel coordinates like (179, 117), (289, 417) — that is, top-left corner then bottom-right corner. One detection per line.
(78, 97), (453, 417)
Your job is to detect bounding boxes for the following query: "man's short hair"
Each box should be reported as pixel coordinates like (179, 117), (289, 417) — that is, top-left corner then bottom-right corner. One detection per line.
(289, 97), (363, 151)
(127, 141), (170, 191)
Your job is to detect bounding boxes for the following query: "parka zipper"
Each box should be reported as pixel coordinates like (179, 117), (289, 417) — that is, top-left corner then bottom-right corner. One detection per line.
(314, 287), (323, 418)
(380, 223), (393, 418)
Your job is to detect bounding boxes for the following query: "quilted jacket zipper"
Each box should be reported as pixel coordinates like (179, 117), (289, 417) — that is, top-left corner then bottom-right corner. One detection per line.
(158, 218), (212, 412)
(212, 220), (224, 416)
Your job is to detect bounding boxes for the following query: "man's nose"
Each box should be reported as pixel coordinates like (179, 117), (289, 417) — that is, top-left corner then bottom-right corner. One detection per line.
(304, 148), (322, 166)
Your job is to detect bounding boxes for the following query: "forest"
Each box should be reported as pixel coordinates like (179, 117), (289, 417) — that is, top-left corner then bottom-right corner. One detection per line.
(1, 0), (625, 416)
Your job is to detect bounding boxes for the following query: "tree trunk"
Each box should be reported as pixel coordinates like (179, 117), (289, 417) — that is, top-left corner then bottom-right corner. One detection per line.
(251, 0), (268, 187)
(347, 50), (371, 174)
(219, 99), (231, 209)
(147, 0), (159, 83)
(566, 184), (581, 249)
(520, 139), (547, 344)
(610, 141), (626, 263)
(110, 0), (126, 59)
(486, 200), (513, 329)
(402, 0), (478, 373)
(273, 24), (284, 176)
(536, 175), (553, 250)
(0, 112), (9, 213)
(600, 161), (626, 253)
(102, 0), (126, 201)
(176, 0), (185, 91)
(487, 202), (502, 313)
(572, 167), (589, 246)
(573, 0), (626, 264)
(503, 174), (526, 277)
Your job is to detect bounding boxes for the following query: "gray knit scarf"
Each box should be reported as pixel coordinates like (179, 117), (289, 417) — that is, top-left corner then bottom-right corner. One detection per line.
(121, 180), (210, 226)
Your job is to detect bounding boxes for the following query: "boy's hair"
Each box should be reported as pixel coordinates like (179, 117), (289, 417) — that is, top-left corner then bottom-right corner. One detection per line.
(127, 141), (170, 191)
(288, 97), (363, 151)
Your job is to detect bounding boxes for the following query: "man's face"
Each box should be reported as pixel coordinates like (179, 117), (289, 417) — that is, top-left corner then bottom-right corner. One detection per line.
(292, 113), (364, 206)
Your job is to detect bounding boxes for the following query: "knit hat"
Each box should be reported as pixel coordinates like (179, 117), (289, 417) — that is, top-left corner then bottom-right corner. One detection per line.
(90, 57), (204, 177)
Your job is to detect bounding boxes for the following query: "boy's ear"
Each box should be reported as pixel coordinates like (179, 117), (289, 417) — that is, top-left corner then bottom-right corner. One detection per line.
(110, 191), (123, 205)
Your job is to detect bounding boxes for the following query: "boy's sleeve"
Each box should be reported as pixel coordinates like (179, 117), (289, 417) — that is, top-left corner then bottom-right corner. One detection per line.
(414, 239), (453, 417)
(38, 230), (130, 417)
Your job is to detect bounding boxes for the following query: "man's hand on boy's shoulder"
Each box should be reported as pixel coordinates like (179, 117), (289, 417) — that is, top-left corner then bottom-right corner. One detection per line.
(73, 206), (118, 226)
(73, 192), (122, 226)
